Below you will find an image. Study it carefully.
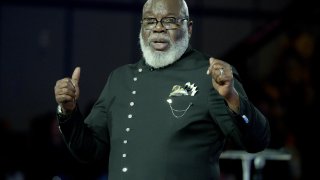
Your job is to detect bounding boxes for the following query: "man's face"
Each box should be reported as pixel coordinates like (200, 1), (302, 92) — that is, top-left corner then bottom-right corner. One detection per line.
(139, 0), (192, 68)
(141, 0), (188, 51)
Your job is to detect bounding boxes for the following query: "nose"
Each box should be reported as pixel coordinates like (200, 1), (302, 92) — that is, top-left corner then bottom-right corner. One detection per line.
(153, 21), (166, 32)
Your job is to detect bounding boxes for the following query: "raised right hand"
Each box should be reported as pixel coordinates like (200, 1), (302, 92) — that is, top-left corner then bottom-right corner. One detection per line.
(54, 67), (81, 114)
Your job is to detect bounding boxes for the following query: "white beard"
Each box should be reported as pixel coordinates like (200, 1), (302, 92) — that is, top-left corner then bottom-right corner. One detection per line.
(139, 29), (189, 69)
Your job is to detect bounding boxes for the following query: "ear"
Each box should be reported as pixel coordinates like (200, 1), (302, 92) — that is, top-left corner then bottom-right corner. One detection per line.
(187, 20), (193, 38)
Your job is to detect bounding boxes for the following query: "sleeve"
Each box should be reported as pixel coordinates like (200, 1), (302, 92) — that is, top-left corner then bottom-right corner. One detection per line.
(209, 67), (271, 153)
(57, 71), (115, 163)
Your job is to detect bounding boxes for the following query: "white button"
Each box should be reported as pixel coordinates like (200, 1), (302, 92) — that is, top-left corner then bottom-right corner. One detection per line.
(128, 114), (133, 118)
(138, 68), (142, 72)
(126, 128), (130, 132)
(122, 167), (128, 172)
(133, 77), (138, 81)
(122, 153), (127, 157)
(242, 115), (249, 123)
(132, 91), (136, 95)
(123, 140), (128, 144)
(130, 102), (134, 106)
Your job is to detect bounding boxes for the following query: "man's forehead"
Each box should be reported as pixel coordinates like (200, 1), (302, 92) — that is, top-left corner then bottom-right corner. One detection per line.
(143, 0), (183, 16)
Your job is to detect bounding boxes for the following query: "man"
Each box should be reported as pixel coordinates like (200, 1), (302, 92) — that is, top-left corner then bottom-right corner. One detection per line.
(54, 0), (270, 179)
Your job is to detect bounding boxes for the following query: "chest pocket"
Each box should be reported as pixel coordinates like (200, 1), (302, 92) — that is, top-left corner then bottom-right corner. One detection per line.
(166, 95), (199, 119)
(167, 96), (205, 119)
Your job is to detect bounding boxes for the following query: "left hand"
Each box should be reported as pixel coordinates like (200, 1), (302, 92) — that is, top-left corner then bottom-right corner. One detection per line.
(207, 57), (240, 112)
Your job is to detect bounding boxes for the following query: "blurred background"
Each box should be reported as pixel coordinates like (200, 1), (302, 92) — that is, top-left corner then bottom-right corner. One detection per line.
(0, 0), (319, 179)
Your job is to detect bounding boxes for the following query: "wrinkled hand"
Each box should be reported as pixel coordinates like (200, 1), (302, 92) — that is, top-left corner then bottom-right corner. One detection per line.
(207, 58), (240, 112)
(54, 67), (81, 114)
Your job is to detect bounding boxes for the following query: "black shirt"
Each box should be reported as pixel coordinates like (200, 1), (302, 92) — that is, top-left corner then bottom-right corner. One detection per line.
(58, 47), (270, 180)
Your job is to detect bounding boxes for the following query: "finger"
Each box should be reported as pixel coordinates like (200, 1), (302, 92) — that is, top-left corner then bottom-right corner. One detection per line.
(211, 67), (227, 85)
(207, 58), (224, 76)
(56, 94), (75, 104)
(68, 79), (76, 89)
(71, 67), (81, 85)
(211, 61), (224, 70)
(55, 86), (76, 97)
(214, 69), (224, 83)
(206, 57), (215, 75)
(219, 68), (224, 77)
(55, 79), (76, 93)
(55, 78), (71, 88)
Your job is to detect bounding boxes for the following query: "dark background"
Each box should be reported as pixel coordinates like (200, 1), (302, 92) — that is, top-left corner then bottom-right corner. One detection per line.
(1, 0), (319, 179)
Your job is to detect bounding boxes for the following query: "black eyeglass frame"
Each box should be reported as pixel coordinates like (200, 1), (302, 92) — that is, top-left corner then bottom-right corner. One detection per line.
(141, 16), (189, 30)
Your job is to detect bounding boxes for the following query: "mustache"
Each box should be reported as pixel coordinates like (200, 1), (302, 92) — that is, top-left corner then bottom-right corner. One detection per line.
(148, 34), (171, 43)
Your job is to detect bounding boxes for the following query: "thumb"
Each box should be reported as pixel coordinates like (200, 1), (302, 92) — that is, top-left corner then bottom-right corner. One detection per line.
(71, 67), (81, 85)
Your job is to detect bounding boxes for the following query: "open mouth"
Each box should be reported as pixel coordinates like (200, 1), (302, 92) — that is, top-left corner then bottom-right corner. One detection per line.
(150, 39), (170, 51)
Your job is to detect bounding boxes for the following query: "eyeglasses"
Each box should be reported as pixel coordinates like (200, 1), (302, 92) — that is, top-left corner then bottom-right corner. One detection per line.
(141, 17), (189, 30)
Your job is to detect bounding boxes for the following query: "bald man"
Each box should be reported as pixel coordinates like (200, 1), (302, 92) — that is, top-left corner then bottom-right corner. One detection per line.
(54, 0), (270, 179)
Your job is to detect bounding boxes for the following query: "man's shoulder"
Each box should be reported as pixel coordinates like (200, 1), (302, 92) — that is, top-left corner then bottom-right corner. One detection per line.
(182, 47), (210, 63)
(178, 47), (211, 68)
(112, 60), (141, 73)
